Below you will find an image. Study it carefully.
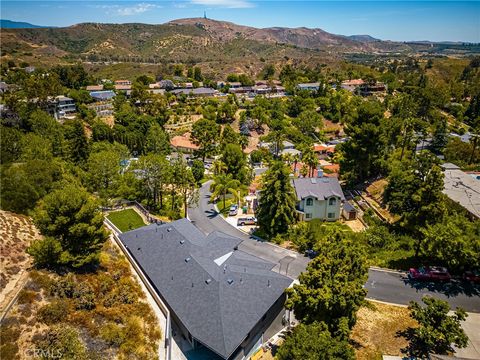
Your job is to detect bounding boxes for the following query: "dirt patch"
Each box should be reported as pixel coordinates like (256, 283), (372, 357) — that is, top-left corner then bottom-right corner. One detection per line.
(0, 210), (41, 312)
(351, 301), (417, 360)
(366, 178), (388, 204)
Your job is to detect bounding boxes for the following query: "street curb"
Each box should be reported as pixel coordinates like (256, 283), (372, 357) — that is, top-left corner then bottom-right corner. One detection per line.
(366, 298), (408, 308)
(369, 266), (407, 275)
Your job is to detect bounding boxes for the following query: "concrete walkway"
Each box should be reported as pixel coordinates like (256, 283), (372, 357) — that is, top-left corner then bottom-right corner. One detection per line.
(455, 312), (480, 359)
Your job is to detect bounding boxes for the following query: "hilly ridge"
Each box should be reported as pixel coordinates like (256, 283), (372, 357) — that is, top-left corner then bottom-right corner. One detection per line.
(1, 17), (477, 76)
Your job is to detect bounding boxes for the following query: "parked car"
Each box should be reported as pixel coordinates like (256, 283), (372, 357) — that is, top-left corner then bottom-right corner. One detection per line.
(237, 216), (257, 226)
(229, 204), (238, 216)
(408, 266), (451, 282)
(463, 270), (480, 284)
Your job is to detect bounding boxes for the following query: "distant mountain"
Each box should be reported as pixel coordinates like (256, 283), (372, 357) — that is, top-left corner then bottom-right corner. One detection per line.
(1, 17), (477, 74)
(348, 35), (381, 43)
(0, 19), (50, 29)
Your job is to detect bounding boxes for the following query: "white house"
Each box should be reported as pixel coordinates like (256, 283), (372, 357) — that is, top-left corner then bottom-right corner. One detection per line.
(291, 177), (345, 221)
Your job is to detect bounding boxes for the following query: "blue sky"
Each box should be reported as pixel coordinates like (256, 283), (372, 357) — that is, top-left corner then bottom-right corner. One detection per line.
(1, 1), (479, 42)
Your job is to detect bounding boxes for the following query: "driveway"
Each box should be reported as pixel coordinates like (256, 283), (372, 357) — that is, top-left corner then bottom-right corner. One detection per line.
(188, 180), (309, 279)
(189, 182), (480, 312)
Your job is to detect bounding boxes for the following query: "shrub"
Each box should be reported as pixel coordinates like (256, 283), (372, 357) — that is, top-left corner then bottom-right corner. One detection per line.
(73, 283), (95, 311)
(27, 237), (62, 268)
(50, 274), (76, 298)
(17, 289), (38, 304)
(100, 323), (125, 346)
(38, 299), (70, 324)
(35, 325), (88, 360)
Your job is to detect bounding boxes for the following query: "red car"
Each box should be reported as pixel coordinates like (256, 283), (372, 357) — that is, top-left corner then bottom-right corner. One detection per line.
(463, 270), (480, 284)
(408, 266), (451, 282)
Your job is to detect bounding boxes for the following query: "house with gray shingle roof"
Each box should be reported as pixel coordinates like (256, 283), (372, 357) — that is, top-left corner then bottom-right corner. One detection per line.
(119, 219), (292, 360)
(291, 177), (345, 221)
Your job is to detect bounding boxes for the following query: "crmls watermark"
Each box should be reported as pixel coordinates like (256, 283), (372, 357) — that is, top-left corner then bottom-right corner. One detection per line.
(23, 348), (63, 359)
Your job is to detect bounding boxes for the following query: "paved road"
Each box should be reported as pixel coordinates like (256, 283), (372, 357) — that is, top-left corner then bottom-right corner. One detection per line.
(189, 182), (480, 312)
(188, 181), (309, 279)
(366, 268), (480, 313)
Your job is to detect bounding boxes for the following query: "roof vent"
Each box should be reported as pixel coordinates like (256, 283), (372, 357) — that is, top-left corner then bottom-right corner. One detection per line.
(227, 279), (234, 285)
(185, 257), (191, 263)
(167, 227), (172, 232)
(180, 240), (185, 244)
(205, 278), (212, 285)
(267, 280), (271, 287)
(311, 178), (317, 184)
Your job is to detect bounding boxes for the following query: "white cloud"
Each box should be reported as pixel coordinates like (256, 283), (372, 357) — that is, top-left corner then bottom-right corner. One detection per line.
(95, 3), (161, 16)
(190, 0), (255, 9)
(116, 3), (160, 16)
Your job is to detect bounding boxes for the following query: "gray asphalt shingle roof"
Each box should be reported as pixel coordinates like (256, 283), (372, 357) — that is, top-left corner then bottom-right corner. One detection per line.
(119, 219), (292, 359)
(291, 177), (345, 201)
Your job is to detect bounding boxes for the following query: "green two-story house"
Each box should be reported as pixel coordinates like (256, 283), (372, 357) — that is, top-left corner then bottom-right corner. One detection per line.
(291, 177), (345, 221)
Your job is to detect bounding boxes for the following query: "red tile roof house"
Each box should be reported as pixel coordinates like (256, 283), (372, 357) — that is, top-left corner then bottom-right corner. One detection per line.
(170, 134), (200, 154)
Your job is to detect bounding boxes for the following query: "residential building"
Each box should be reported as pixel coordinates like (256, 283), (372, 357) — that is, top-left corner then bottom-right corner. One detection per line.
(340, 79), (364, 92)
(297, 82), (320, 91)
(54, 96), (76, 120)
(441, 163), (480, 219)
(89, 90), (115, 101)
(356, 82), (387, 96)
(88, 101), (114, 117)
(291, 177), (345, 221)
(86, 84), (104, 91)
(171, 87), (217, 97)
(114, 79), (132, 86)
(170, 133), (200, 153)
(119, 219), (292, 360)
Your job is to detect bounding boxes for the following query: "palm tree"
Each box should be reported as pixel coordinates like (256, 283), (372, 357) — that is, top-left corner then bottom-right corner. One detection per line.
(212, 160), (227, 175)
(210, 174), (241, 210)
(293, 153), (300, 176)
(302, 146), (318, 177)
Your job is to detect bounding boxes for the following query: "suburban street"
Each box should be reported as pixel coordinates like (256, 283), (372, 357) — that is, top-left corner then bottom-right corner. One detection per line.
(189, 181), (480, 313)
(188, 180), (310, 278)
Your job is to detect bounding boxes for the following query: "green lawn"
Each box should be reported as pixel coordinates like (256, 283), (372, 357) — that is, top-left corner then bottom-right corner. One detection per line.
(107, 209), (146, 232)
(216, 197), (238, 216)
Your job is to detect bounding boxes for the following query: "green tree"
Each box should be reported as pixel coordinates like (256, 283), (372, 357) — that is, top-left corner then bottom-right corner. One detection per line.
(193, 67), (203, 81)
(286, 230), (368, 337)
(191, 159), (205, 185)
(210, 173), (241, 209)
(384, 152), (447, 248)
(137, 154), (170, 208)
(27, 237), (63, 269)
(256, 161), (297, 238)
(0, 159), (62, 214)
(171, 157), (197, 218)
(32, 184), (107, 268)
(144, 123), (170, 155)
(292, 110), (324, 140)
(260, 64), (275, 80)
(276, 322), (354, 360)
(20, 133), (53, 161)
(87, 150), (121, 197)
(339, 100), (388, 184)
(221, 143), (249, 183)
(406, 297), (468, 357)
(421, 215), (480, 271)
(63, 120), (89, 164)
(191, 118), (220, 161)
